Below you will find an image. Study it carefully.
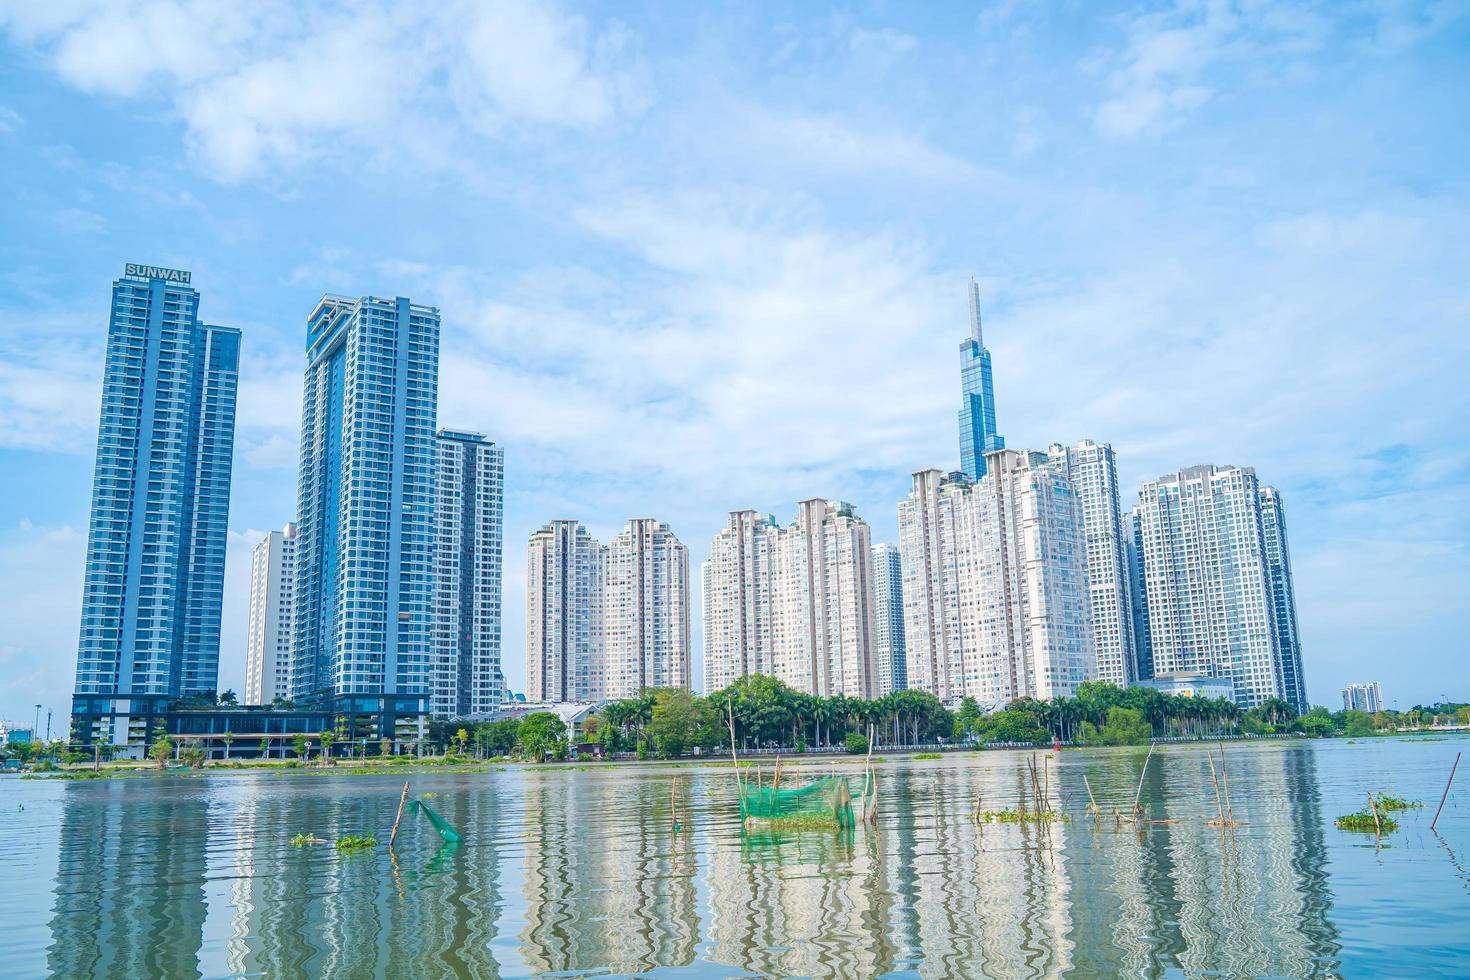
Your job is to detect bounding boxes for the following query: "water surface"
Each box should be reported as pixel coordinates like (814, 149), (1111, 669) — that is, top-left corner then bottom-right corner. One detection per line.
(3, 737), (1467, 978)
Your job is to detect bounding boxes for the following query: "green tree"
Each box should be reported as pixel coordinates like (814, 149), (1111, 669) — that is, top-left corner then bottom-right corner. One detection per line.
(516, 712), (568, 762)
(180, 745), (206, 769)
(645, 688), (718, 759)
(293, 733), (311, 760)
(380, 737), (393, 757)
(1342, 710), (1374, 737)
(454, 728), (469, 755)
(1078, 706), (1152, 746)
(475, 718), (521, 756)
(1293, 707), (1334, 737)
(973, 709), (1048, 744)
(845, 731), (869, 755)
(149, 732), (174, 769)
(218, 689), (238, 706)
(319, 731), (336, 761)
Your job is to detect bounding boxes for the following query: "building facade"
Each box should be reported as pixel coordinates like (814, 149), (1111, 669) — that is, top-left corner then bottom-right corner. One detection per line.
(1259, 487), (1309, 714)
(291, 295), (440, 736)
(898, 450), (1092, 706)
(871, 543), (907, 696)
(1131, 464), (1301, 710)
(702, 501), (878, 698)
(1048, 440), (1136, 688)
(526, 520), (604, 703)
(245, 523), (297, 706)
(958, 279), (1004, 481)
(1342, 682), (1383, 714)
(72, 264), (240, 746)
(431, 429), (505, 719)
(603, 519), (690, 698)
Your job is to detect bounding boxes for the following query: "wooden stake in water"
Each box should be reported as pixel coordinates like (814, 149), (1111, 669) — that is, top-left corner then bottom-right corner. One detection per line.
(1217, 746), (1234, 824)
(1083, 774), (1099, 817)
(1207, 750), (1226, 824)
(1133, 743), (1155, 817)
(1431, 751), (1461, 832)
(1367, 790), (1382, 843)
(389, 780), (410, 848)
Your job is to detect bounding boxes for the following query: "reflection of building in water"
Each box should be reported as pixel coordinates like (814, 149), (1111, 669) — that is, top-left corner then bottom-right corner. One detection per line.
(1063, 746), (1339, 977)
(520, 774), (699, 974)
(48, 783), (210, 979)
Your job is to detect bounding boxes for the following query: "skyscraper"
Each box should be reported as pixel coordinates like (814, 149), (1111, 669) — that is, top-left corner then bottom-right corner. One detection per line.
(1131, 464), (1301, 709)
(432, 429), (505, 718)
(603, 518), (691, 698)
(958, 279), (1004, 481)
(1047, 440), (1136, 687)
(871, 543), (907, 696)
(1342, 682), (1383, 714)
(1259, 487), (1309, 714)
(898, 451), (1092, 705)
(245, 523), (297, 706)
(72, 263), (240, 746)
(291, 295), (440, 736)
(702, 500), (877, 698)
(526, 520), (604, 702)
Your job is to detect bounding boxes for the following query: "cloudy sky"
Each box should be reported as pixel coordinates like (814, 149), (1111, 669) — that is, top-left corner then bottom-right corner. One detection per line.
(1, 1), (1467, 729)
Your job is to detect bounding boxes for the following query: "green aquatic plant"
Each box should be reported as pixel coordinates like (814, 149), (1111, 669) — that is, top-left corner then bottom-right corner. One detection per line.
(745, 811), (846, 832)
(1335, 811), (1398, 833)
(1374, 793), (1422, 812)
(335, 835), (377, 851)
(911, 753), (943, 760)
(980, 809), (1066, 824)
(289, 833), (319, 846)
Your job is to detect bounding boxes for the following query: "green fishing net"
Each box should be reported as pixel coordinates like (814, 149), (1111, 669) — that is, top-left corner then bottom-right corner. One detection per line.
(739, 775), (855, 829)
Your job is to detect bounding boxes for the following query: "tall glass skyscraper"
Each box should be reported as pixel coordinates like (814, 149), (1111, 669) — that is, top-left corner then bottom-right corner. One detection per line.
(292, 295), (440, 736)
(72, 263), (240, 746)
(871, 542), (907, 696)
(958, 278), (1004, 481)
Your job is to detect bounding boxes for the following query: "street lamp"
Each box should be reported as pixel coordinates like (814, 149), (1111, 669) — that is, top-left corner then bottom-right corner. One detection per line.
(33, 704), (41, 739)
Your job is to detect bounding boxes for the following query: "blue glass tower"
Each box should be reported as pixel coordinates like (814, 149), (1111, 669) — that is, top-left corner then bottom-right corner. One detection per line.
(958, 278), (1004, 480)
(72, 264), (240, 746)
(292, 295), (440, 737)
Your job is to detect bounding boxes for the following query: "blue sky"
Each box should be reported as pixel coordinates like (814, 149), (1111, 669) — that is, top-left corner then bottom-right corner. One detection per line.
(2, 1), (1467, 730)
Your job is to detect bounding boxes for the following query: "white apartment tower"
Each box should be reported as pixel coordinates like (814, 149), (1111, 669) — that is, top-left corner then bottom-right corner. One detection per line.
(871, 543), (907, 696)
(526, 520), (604, 703)
(1131, 464), (1296, 710)
(245, 523), (296, 705)
(1260, 487), (1309, 714)
(432, 430), (505, 719)
(603, 518), (691, 698)
(1047, 440), (1135, 687)
(1342, 682), (1383, 714)
(898, 450), (1092, 706)
(702, 501), (878, 698)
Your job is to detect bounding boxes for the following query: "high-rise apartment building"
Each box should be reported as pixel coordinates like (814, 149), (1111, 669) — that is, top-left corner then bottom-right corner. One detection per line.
(702, 501), (878, 698)
(1126, 510), (1153, 681)
(431, 429), (505, 719)
(72, 264), (240, 746)
(958, 279), (1004, 481)
(1342, 682), (1383, 714)
(871, 543), (907, 696)
(245, 523), (297, 706)
(898, 451), (1092, 706)
(1259, 487), (1309, 714)
(1131, 465), (1301, 710)
(603, 519), (690, 698)
(291, 295), (440, 735)
(526, 521), (604, 702)
(1047, 440), (1135, 687)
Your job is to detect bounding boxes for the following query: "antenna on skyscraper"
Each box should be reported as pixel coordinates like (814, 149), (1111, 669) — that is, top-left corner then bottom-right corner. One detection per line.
(967, 277), (983, 345)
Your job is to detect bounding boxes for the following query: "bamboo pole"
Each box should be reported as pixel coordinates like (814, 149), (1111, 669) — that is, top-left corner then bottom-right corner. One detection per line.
(389, 780), (410, 848)
(1367, 790), (1382, 843)
(1083, 774), (1099, 816)
(1133, 743), (1155, 816)
(671, 778), (678, 834)
(1431, 751), (1461, 832)
(1217, 746), (1234, 823)
(1207, 750), (1226, 823)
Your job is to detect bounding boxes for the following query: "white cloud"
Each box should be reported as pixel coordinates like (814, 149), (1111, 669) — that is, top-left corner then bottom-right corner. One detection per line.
(1, 0), (649, 180)
(0, 105), (22, 132)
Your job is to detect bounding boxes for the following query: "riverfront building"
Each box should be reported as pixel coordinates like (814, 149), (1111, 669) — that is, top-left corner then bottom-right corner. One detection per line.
(958, 279), (1004, 481)
(603, 519), (691, 698)
(1130, 464), (1303, 710)
(245, 523), (297, 706)
(1342, 682), (1383, 714)
(290, 295), (440, 737)
(71, 264), (240, 746)
(702, 500), (878, 698)
(526, 520), (605, 702)
(898, 451), (1092, 705)
(1047, 440), (1136, 687)
(871, 543), (907, 696)
(432, 429), (505, 718)
(1260, 487), (1309, 714)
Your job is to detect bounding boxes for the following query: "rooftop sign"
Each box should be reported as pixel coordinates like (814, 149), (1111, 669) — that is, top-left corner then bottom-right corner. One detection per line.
(125, 263), (191, 284)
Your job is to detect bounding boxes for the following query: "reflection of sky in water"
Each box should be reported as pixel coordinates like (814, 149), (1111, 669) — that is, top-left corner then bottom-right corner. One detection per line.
(2, 738), (1467, 978)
